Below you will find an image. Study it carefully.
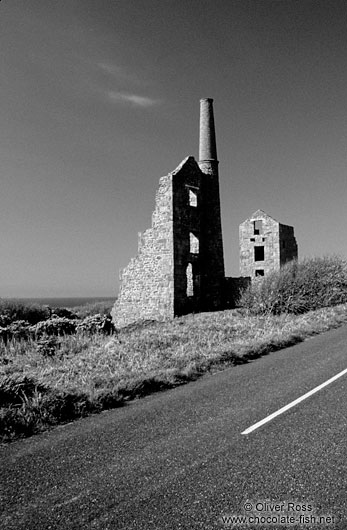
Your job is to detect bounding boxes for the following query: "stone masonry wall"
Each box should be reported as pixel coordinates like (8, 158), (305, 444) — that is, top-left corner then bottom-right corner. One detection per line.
(112, 155), (227, 327)
(172, 157), (202, 316)
(198, 162), (225, 311)
(111, 171), (174, 328)
(112, 156), (211, 328)
(239, 210), (280, 278)
(223, 276), (251, 308)
(239, 209), (297, 279)
(279, 224), (298, 265)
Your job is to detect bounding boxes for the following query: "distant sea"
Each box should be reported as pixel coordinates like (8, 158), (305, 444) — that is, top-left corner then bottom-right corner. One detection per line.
(3, 297), (116, 308)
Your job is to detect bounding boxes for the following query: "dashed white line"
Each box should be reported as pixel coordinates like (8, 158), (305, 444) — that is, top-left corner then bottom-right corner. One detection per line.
(241, 367), (347, 435)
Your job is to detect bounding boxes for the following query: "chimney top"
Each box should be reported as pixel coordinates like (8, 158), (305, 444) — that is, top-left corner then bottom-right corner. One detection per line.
(199, 98), (217, 163)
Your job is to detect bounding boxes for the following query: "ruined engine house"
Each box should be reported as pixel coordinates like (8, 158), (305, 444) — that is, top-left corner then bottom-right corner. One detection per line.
(112, 99), (225, 328)
(112, 100), (298, 328)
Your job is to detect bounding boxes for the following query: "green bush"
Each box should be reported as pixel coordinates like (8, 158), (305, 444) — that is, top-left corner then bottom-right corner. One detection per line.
(31, 317), (78, 337)
(72, 300), (114, 318)
(239, 256), (347, 315)
(0, 300), (51, 325)
(76, 314), (115, 335)
(0, 320), (32, 342)
(51, 307), (78, 319)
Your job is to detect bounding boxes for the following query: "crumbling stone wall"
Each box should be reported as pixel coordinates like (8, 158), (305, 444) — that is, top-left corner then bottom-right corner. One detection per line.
(172, 156), (225, 315)
(112, 154), (226, 328)
(112, 157), (208, 327)
(172, 157), (203, 316)
(112, 99), (226, 328)
(239, 209), (297, 278)
(111, 169), (174, 328)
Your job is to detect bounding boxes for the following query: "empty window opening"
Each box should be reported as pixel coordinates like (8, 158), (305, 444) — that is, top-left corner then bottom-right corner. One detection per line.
(190, 232), (199, 254)
(186, 263), (194, 297)
(255, 269), (264, 277)
(254, 246), (264, 261)
(189, 189), (198, 207)
(253, 220), (263, 235)
(250, 238), (255, 242)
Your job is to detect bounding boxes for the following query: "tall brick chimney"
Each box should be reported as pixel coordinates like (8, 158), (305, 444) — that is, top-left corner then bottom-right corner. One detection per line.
(198, 98), (225, 310)
(199, 97), (218, 175)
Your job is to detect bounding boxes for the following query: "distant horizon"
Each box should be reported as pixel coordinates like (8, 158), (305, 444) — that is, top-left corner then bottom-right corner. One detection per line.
(0, 293), (118, 300)
(0, 295), (117, 309)
(2, 296), (116, 300)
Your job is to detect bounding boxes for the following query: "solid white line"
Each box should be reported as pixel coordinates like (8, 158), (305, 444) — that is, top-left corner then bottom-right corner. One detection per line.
(241, 367), (347, 435)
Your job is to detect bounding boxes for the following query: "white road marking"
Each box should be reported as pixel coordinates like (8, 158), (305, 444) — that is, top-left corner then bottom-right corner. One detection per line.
(53, 494), (83, 509)
(241, 367), (347, 435)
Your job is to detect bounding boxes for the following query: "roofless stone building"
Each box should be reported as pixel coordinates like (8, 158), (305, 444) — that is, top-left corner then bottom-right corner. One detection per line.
(112, 99), (225, 327)
(239, 209), (298, 279)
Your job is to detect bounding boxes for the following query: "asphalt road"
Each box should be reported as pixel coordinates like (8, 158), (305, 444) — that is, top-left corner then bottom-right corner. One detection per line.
(1, 325), (346, 530)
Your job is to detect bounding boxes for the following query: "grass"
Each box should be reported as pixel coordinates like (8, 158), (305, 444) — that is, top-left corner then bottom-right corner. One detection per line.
(239, 255), (347, 314)
(2, 256), (347, 442)
(71, 300), (114, 318)
(2, 301), (347, 443)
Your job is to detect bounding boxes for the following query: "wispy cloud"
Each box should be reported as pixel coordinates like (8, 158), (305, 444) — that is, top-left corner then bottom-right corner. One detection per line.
(107, 91), (159, 108)
(97, 62), (150, 86)
(96, 61), (159, 107)
(98, 62), (131, 79)
(98, 62), (121, 75)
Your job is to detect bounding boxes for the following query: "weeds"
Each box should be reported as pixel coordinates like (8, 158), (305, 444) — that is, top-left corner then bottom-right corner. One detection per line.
(72, 300), (114, 318)
(239, 256), (347, 314)
(2, 303), (347, 442)
(2, 259), (347, 442)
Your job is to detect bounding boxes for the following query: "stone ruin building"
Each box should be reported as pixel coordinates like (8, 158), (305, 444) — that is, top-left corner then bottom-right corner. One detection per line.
(239, 209), (298, 279)
(112, 99), (225, 328)
(112, 100), (298, 328)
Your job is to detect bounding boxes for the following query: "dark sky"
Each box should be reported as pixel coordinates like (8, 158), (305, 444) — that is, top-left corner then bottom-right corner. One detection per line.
(1, 0), (347, 297)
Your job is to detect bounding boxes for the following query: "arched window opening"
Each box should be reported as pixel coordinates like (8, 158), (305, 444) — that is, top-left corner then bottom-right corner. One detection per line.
(186, 263), (194, 297)
(190, 232), (199, 254)
(189, 189), (198, 207)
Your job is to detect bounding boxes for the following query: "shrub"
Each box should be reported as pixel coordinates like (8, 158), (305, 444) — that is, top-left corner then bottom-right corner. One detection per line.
(0, 315), (10, 327)
(239, 256), (347, 315)
(0, 320), (32, 342)
(72, 300), (115, 318)
(51, 307), (79, 319)
(0, 300), (50, 325)
(76, 314), (115, 335)
(31, 317), (78, 337)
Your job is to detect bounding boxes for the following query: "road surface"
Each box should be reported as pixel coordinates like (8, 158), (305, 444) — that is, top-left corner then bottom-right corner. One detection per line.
(1, 325), (346, 529)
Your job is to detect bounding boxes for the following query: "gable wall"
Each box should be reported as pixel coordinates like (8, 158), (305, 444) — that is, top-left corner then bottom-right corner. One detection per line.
(239, 213), (280, 278)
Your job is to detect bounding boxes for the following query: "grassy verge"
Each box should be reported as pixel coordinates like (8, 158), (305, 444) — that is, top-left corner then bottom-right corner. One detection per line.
(2, 303), (347, 443)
